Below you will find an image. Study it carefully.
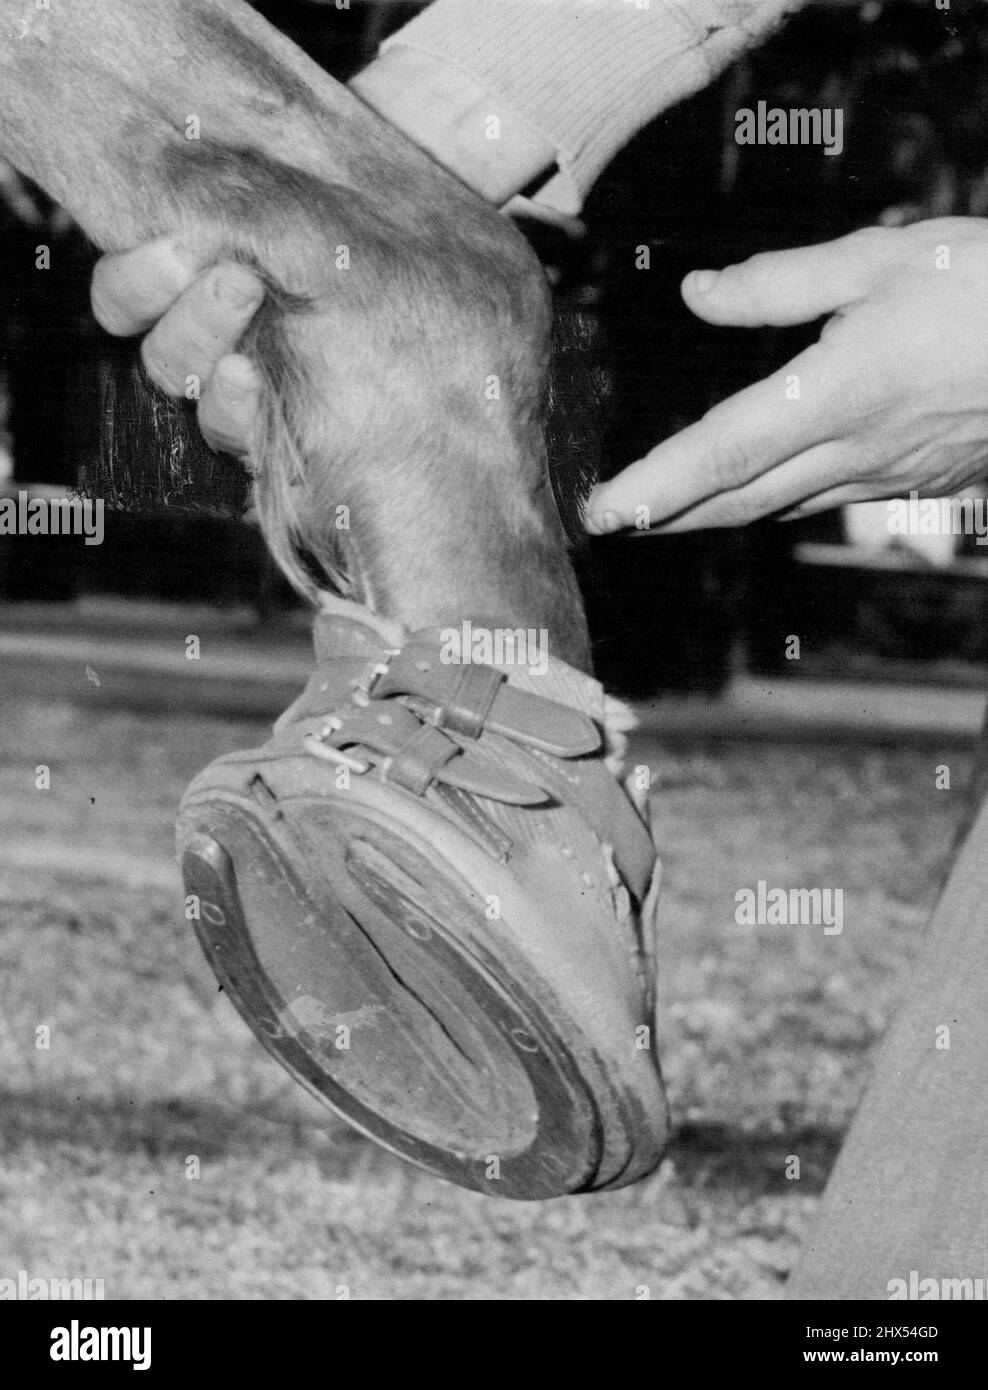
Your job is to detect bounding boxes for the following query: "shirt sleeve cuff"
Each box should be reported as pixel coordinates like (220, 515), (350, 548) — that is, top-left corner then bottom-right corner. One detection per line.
(383, 0), (808, 214)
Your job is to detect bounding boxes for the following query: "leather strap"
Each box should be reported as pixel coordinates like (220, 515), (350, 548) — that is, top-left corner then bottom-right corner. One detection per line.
(371, 636), (601, 757)
(521, 747), (655, 903)
(293, 615), (656, 905)
(308, 700), (547, 806)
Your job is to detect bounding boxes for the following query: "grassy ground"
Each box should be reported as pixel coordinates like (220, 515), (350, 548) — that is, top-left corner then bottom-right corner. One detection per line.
(0, 691), (970, 1299)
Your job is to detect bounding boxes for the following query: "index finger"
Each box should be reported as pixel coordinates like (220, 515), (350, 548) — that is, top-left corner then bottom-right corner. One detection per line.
(585, 341), (845, 532)
(681, 225), (898, 328)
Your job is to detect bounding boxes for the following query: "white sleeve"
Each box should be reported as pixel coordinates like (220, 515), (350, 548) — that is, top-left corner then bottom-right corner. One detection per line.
(382, 0), (809, 213)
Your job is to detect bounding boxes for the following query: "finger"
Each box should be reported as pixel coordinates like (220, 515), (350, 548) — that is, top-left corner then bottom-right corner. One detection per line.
(778, 481), (890, 520)
(140, 263), (265, 397)
(584, 342), (844, 533)
(681, 226), (897, 329)
(626, 480), (887, 533)
(197, 354), (263, 457)
(624, 442), (855, 533)
(91, 234), (204, 336)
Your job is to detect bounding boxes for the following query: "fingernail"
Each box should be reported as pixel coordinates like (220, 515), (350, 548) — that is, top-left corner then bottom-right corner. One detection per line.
(218, 266), (264, 311)
(585, 508), (621, 535)
(687, 269), (719, 295)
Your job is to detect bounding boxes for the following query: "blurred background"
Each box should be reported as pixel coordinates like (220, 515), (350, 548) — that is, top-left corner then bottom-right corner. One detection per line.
(5, 0), (988, 698)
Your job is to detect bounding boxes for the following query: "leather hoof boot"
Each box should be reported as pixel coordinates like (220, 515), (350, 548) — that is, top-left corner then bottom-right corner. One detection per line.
(177, 609), (667, 1199)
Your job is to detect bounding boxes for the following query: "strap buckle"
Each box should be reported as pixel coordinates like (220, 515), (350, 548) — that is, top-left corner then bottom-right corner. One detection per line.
(368, 637), (601, 757)
(304, 699), (546, 805)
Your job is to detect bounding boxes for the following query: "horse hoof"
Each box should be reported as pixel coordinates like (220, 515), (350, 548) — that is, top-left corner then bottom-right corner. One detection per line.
(175, 613), (668, 1200)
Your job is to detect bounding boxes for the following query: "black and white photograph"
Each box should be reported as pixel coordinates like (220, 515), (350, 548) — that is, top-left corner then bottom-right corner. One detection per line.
(0, 0), (984, 1341)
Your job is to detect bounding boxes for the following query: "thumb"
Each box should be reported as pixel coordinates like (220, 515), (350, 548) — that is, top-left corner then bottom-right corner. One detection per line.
(681, 226), (897, 328)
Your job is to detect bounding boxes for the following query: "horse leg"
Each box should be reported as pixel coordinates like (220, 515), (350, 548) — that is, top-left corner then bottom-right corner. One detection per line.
(0, 0), (589, 666)
(0, 0), (667, 1197)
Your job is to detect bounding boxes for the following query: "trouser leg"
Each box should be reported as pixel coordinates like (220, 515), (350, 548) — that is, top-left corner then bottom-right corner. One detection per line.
(787, 792), (988, 1299)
